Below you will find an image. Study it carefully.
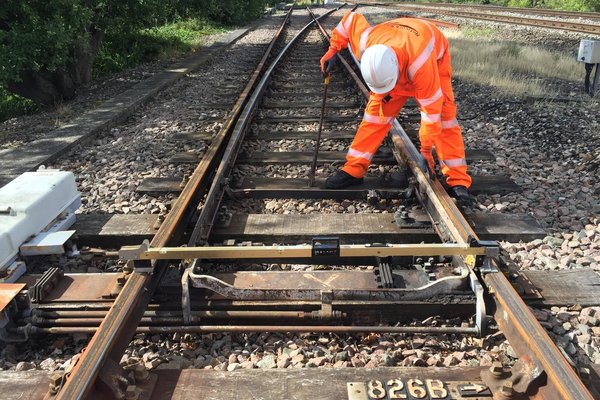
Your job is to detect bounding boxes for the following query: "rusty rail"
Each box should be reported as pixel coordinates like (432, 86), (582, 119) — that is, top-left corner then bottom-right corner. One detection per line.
(52, 8), (297, 400)
(309, 8), (593, 400)
(373, 1), (600, 21)
(362, 1), (600, 35)
(187, 6), (345, 246)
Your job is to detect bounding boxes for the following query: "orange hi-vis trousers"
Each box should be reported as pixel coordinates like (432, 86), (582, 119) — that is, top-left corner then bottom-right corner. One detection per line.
(342, 75), (472, 189)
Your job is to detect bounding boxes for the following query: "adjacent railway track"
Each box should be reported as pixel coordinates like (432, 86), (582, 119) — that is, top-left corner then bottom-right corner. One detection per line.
(359, 1), (600, 35)
(0, 4), (598, 400)
(372, 1), (600, 21)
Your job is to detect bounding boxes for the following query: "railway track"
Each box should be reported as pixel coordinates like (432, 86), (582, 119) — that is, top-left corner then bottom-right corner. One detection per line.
(359, 1), (600, 35)
(371, 1), (600, 21)
(0, 4), (599, 400)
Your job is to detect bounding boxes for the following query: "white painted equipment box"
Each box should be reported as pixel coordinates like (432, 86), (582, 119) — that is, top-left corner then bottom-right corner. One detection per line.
(578, 39), (600, 64)
(0, 170), (80, 270)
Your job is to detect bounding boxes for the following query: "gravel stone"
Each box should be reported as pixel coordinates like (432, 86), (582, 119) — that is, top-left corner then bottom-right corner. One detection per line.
(39, 358), (57, 371)
(257, 355), (276, 369)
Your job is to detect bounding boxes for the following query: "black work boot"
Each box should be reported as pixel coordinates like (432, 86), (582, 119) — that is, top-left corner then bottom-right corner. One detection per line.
(448, 185), (472, 205)
(325, 170), (364, 189)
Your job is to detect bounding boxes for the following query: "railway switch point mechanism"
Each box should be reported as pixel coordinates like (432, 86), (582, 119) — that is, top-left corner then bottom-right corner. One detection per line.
(578, 39), (600, 96)
(0, 168), (81, 283)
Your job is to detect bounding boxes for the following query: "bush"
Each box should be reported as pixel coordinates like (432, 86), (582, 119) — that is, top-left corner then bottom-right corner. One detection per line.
(0, 0), (266, 111)
(95, 18), (225, 76)
(507, 0), (532, 7)
(205, 0), (267, 25)
(0, 1), (95, 88)
(0, 87), (36, 122)
(544, 0), (600, 11)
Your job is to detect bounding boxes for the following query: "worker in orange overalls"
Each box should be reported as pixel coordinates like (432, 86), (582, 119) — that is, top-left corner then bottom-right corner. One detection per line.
(320, 12), (472, 202)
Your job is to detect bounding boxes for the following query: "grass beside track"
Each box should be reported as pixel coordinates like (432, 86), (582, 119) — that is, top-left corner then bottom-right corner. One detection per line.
(0, 17), (227, 123)
(94, 18), (227, 76)
(445, 29), (581, 97)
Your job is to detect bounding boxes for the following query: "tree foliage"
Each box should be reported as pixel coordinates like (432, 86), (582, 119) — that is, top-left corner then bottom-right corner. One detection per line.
(0, 0), (266, 106)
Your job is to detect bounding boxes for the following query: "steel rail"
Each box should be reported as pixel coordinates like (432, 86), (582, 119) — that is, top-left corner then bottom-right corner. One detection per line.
(310, 9), (594, 400)
(371, 1), (600, 21)
(187, 5), (346, 246)
(374, 2), (600, 35)
(52, 8), (296, 400)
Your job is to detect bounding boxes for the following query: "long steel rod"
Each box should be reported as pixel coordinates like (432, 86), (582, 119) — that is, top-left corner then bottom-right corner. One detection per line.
(35, 310), (311, 319)
(308, 73), (330, 186)
(54, 9), (298, 400)
(32, 325), (478, 335)
(119, 242), (487, 260)
(309, 8), (593, 400)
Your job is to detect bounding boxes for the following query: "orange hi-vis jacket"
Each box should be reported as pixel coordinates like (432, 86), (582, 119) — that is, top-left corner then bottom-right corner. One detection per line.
(328, 12), (472, 188)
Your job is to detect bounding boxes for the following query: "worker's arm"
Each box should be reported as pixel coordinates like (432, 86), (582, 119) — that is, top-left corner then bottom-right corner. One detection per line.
(436, 35), (453, 77)
(320, 12), (357, 72)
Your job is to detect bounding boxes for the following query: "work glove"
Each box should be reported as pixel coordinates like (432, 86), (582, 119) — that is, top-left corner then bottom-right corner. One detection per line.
(320, 48), (338, 73)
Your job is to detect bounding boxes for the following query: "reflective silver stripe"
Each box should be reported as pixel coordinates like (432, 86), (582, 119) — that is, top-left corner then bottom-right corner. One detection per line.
(343, 12), (355, 31)
(363, 113), (393, 124)
(348, 147), (374, 161)
(408, 36), (435, 79)
(437, 40), (445, 60)
(359, 27), (373, 56)
(348, 43), (360, 65)
(440, 158), (467, 167)
(335, 21), (349, 38)
(416, 88), (442, 107)
(441, 118), (458, 129)
(420, 112), (441, 123)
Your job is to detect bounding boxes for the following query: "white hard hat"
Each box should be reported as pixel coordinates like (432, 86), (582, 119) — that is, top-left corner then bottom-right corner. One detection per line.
(360, 45), (398, 94)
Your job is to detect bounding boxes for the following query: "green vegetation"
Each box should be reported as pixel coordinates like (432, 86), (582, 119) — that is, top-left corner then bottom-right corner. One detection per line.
(0, 87), (36, 123)
(95, 18), (226, 76)
(459, 26), (495, 38)
(0, 0), (269, 122)
(444, 30), (581, 96)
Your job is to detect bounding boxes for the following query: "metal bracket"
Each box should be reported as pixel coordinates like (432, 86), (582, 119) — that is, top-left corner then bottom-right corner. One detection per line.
(320, 290), (333, 319)
(181, 266), (193, 325)
(29, 267), (63, 303)
(469, 271), (487, 337)
(366, 189), (380, 205)
(375, 257), (394, 289)
(312, 236), (339, 258)
(393, 207), (429, 228)
(119, 240), (150, 262)
(479, 257), (498, 275)
(215, 206), (233, 228)
(481, 358), (545, 399)
(468, 236), (500, 273)
(133, 259), (153, 274)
